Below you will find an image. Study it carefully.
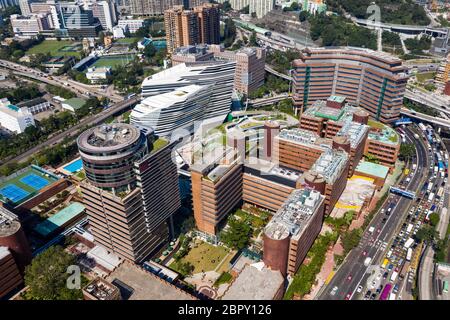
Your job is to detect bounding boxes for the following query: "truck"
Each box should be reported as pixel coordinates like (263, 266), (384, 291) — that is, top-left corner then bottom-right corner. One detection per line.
(381, 258), (389, 269)
(389, 293), (396, 300)
(434, 166), (438, 174)
(406, 248), (413, 261)
(368, 226), (375, 234)
(418, 123), (427, 131)
(364, 257), (372, 267)
(399, 261), (410, 280)
(427, 182), (433, 192)
(404, 238), (415, 249)
(412, 164), (417, 170)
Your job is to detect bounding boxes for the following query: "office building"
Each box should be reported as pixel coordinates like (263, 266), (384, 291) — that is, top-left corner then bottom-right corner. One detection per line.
(273, 128), (331, 172)
(140, 61), (236, 124)
(364, 122), (400, 169)
(78, 124), (181, 263)
(0, 98), (35, 134)
(0, 246), (23, 299)
(18, 0), (31, 15)
(0, 0), (19, 11)
(164, 3), (220, 54)
(242, 160), (300, 212)
(191, 149), (243, 235)
(301, 149), (349, 216)
(54, 2), (102, 38)
(90, 0), (117, 32)
(0, 206), (32, 274)
(172, 45), (266, 95)
(131, 85), (215, 137)
(11, 13), (51, 38)
(263, 188), (325, 276)
(292, 47), (409, 123)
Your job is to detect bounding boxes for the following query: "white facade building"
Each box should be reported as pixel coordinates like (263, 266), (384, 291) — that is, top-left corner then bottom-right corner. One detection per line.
(131, 85), (214, 137)
(0, 98), (35, 134)
(86, 66), (112, 83)
(140, 61), (236, 122)
(112, 25), (125, 38)
(249, 0), (274, 18)
(11, 13), (50, 38)
(18, 0), (31, 15)
(117, 18), (144, 34)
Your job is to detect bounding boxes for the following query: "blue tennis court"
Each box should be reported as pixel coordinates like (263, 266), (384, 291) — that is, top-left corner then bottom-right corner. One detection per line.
(20, 174), (50, 190)
(0, 184), (30, 203)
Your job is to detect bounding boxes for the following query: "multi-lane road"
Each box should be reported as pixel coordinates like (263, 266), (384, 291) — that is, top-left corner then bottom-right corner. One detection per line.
(318, 125), (429, 300)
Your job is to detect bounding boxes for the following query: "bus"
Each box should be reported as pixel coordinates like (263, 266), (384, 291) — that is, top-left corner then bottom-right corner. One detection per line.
(380, 283), (392, 300)
(428, 192), (435, 203)
(427, 182), (433, 192)
(437, 187), (444, 199)
(404, 238), (415, 249)
(406, 248), (413, 261)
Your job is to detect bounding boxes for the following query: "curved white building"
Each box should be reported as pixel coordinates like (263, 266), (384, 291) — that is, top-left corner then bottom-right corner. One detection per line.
(140, 61), (236, 121)
(131, 85), (214, 137)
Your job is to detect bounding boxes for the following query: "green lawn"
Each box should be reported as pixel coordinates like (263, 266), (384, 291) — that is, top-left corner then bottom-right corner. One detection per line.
(91, 55), (136, 69)
(171, 241), (230, 274)
(27, 40), (82, 58)
(115, 37), (139, 44)
(416, 72), (436, 83)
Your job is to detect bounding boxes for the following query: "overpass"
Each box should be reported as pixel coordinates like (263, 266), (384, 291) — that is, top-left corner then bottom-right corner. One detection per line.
(265, 65), (293, 81)
(404, 90), (450, 115)
(353, 18), (448, 38)
(400, 108), (450, 128)
(248, 94), (289, 108)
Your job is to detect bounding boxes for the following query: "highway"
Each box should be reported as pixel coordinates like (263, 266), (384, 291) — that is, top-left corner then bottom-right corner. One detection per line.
(401, 108), (450, 128)
(0, 59), (122, 102)
(318, 125), (429, 300)
(0, 97), (139, 165)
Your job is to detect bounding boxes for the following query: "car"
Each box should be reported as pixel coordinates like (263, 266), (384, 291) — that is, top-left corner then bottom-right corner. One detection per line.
(330, 286), (338, 296)
(365, 290), (371, 299)
(371, 280), (377, 289)
(362, 250), (367, 256)
(347, 275), (352, 281)
(376, 285), (383, 294)
(345, 293), (352, 300)
(393, 284), (399, 293)
(356, 285), (363, 293)
(388, 264), (394, 271)
(383, 272), (389, 279)
(382, 218), (387, 224)
(370, 293), (376, 300)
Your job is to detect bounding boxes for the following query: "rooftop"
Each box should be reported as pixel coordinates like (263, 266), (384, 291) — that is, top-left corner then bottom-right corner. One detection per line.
(336, 121), (370, 148)
(63, 98), (86, 110)
(136, 85), (205, 111)
(222, 263), (284, 300)
(78, 123), (142, 151)
(367, 120), (399, 145)
(355, 161), (389, 179)
(0, 206), (20, 237)
(311, 149), (349, 184)
(105, 261), (195, 300)
(0, 246), (11, 260)
(264, 189), (324, 241)
(303, 99), (359, 123)
(328, 95), (346, 103)
(84, 278), (121, 300)
(277, 128), (331, 149)
(34, 202), (85, 237)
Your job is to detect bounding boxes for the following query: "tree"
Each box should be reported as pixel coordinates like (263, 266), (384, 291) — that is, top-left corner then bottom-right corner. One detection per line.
(415, 225), (437, 244)
(299, 11), (309, 22)
(143, 43), (157, 58)
(429, 213), (440, 227)
(178, 262), (194, 276)
(222, 1), (232, 12)
(249, 31), (258, 47)
(341, 228), (362, 253)
(400, 143), (415, 161)
(220, 216), (252, 250)
(24, 246), (83, 300)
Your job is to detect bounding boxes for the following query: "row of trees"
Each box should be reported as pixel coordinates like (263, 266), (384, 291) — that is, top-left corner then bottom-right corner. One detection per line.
(325, 0), (430, 26)
(309, 14), (377, 50)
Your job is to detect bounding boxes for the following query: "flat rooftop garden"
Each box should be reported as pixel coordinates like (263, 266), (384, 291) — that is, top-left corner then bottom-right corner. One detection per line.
(170, 240), (231, 275)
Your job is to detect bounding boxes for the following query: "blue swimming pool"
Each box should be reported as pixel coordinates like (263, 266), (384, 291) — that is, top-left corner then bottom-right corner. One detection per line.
(63, 159), (83, 173)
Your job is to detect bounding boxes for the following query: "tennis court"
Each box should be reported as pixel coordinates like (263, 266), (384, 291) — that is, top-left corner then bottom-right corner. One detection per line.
(0, 165), (59, 206)
(0, 184), (30, 203)
(20, 174), (50, 190)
